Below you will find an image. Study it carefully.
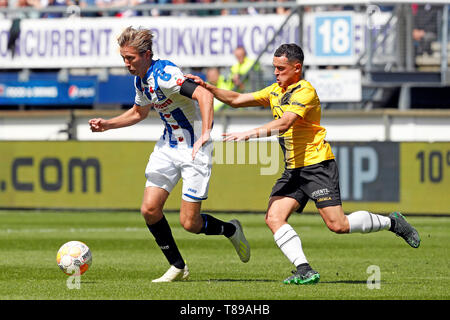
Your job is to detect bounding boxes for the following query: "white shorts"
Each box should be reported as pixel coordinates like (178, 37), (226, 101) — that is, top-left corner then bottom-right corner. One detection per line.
(145, 140), (213, 202)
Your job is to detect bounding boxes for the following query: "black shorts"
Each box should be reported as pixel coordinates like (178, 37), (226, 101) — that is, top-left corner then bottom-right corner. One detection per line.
(270, 159), (342, 213)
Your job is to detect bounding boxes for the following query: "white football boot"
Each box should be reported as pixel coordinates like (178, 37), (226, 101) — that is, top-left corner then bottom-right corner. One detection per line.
(152, 264), (190, 283)
(228, 219), (250, 263)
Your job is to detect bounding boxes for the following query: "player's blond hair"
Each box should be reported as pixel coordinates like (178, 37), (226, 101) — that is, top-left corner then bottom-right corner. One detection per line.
(118, 26), (154, 58)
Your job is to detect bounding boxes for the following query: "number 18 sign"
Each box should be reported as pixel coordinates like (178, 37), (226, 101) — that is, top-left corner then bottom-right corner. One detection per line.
(305, 12), (357, 65)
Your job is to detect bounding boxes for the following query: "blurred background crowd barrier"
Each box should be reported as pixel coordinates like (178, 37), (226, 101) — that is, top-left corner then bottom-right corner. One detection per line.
(0, 0), (449, 112)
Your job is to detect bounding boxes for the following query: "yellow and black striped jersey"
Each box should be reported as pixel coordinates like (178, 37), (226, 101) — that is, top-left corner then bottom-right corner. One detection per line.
(252, 79), (334, 169)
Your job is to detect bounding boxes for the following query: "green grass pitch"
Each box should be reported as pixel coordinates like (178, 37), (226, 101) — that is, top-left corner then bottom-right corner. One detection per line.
(0, 210), (449, 300)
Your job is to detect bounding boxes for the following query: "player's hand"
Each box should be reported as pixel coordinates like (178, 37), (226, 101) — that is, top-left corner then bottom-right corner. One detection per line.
(222, 131), (250, 142)
(89, 118), (108, 132)
(192, 132), (210, 160)
(184, 74), (206, 88)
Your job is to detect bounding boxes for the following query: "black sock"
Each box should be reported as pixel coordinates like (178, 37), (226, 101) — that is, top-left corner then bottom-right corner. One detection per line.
(147, 216), (185, 269)
(198, 214), (236, 238)
(389, 218), (396, 232)
(296, 263), (312, 274)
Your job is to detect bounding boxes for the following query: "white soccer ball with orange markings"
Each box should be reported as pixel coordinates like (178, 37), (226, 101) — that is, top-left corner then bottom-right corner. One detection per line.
(56, 241), (92, 276)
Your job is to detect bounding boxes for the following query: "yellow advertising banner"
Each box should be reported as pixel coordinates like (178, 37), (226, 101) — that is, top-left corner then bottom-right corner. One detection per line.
(0, 141), (281, 211)
(400, 143), (450, 214)
(0, 141), (449, 214)
(0, 141), (150, 209)
(330, 142), (450, 215)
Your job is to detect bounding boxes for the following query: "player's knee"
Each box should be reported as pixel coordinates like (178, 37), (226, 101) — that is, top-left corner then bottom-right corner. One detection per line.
(326, 220), (349, 234)
(265, 212), (284, 232)
(140, 203), (161, 221)
(264, 212), (275, 227)
(181, 219), (201, 233)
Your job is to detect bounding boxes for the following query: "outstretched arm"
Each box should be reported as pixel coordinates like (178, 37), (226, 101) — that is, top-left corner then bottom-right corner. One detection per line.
(185, 74), (268, 108)
(89, 104), (150, 132)
(223, 111), (300, 141)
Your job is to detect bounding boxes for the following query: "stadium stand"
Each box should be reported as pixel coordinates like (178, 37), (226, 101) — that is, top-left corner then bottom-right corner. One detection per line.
(0, 1), (449, 112)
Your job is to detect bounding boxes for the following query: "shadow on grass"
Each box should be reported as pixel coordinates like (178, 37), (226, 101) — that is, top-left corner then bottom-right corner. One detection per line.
(199, 279), (383, 285)
(321, 280), (366, 284)
(322, 280), (385, 285)
(197, 279), (278, 283)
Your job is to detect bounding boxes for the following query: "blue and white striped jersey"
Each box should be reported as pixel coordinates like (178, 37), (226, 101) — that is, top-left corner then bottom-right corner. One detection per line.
(134, 59), (202, 149)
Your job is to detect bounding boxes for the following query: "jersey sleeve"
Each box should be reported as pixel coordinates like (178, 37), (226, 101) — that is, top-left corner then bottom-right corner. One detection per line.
(156, 65), (186, 100)
(251, 85), (273, 107)
(283, 87), (318, 118)
(133, 76), (147, 107)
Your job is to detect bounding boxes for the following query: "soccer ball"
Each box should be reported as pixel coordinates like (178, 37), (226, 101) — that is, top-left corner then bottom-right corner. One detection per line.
(56, 241), (92, 276)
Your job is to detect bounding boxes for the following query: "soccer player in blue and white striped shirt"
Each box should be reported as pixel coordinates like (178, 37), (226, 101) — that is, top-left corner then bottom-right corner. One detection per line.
(89, 26), (250, 282)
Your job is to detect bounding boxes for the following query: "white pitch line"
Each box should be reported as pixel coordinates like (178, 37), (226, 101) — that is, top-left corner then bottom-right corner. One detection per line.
(0, 227), (142, 234)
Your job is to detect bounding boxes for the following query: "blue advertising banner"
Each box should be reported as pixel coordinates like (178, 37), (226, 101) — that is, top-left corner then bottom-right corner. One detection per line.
(0, 74), (137, 105)
(0, 80), (96, 105)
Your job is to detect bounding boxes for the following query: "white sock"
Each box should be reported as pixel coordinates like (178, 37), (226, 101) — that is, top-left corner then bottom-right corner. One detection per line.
(347, 211), (391, 233)
(273, 224), (308, 267)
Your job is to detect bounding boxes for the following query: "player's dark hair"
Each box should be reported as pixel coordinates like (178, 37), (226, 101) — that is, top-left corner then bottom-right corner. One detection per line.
(118, 26), (153, 59)
(274, 43), (304, 64)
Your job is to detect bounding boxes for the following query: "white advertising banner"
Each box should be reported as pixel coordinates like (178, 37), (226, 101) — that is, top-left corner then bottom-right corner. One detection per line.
(305, 69), (362, 102)
(0, 11), (393, 68)
(0, 15), (299, 68)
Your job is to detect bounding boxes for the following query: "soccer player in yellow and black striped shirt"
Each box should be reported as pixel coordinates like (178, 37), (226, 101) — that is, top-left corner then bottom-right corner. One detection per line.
(186, 43), (420, 285)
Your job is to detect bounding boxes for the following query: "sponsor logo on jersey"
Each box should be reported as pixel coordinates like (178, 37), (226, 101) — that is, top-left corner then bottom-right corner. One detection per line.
(176, 78), (184, 86)
(151, 98), (173, 110)
(155, 87), (166, 101)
